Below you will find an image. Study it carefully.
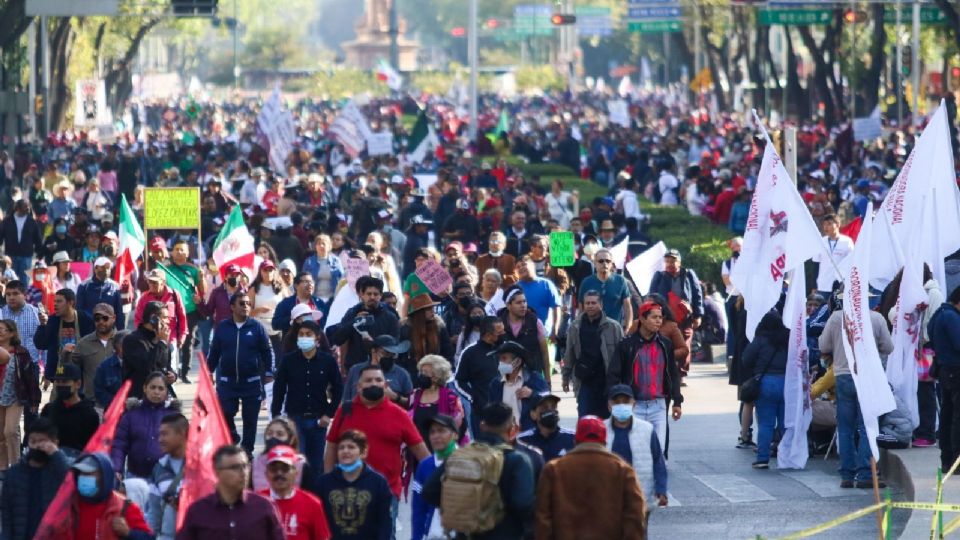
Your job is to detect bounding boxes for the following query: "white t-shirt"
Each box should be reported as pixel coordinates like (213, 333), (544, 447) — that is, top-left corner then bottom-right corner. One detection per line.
(658, 172), (679, 206)
(721, 257), (739, 297)
(501, 373), (525, 428)
(616, 189), (641, 220)
(813, 234), (855, 292)
(545, 192), (573, 228)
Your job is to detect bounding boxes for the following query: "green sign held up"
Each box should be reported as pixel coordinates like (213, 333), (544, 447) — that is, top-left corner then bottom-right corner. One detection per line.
(549, 231), (575, 267)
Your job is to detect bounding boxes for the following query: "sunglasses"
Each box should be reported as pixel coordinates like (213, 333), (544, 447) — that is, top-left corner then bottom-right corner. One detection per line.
(236, 301), (251, 307)
(595, 259), (612, 264)
(93, 315), (112, 322)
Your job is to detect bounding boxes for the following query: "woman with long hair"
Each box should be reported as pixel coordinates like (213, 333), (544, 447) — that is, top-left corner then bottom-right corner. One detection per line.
(399, 295), (454, 378)
(110, 372), (180, 478)
(252, 416), (315, 493)
(0, 320), (40, 471)
(454, 301), (488, 368)
(250, 259), (290, 355)
(741, 311), (790, 469)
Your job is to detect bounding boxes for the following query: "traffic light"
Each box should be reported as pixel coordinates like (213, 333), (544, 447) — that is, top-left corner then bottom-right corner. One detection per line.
(842, 9), (867, 23)
(172, 0), (218, 16)
(951, 66), (960, 91)
(34, 95), (43, 115)
(550, 13), (576, 25)
(901, 46), (912, 77)
(485, 18), (500, 29)
(450, 26), (466, 37)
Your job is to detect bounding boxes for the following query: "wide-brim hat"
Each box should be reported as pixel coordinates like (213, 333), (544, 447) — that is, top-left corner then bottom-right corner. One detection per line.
(408, 294), (439, 314)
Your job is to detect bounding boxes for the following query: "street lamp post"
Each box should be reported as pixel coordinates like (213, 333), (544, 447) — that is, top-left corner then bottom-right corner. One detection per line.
(468, 0), (478, 140)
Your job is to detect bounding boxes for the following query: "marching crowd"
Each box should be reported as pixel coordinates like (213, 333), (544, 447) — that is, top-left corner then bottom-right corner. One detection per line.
(0, 87), (957, 540)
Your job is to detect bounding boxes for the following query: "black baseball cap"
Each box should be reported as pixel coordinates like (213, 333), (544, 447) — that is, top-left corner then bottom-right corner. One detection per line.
(373, 335), (411, 355)
(427, 414), (458, 433)
(607, 384), (634, 400)
(52, 363), (82, 381)
(530, 392), (561, 410)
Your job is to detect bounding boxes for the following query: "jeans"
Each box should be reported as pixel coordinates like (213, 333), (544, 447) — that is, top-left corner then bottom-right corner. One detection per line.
(755, 375), (785, 463)
(219, 393), (262, 454)
(198, 318), (213, 357)
(12, 256), (32, 284)
(390, 495), (400, 540)
(915, 381), (938, 441)
(292, 416), (327, 471)
(576, 378), (609, 419)
(634, 398), (667, 451)
(179, 312), (199, 372)
(836, 374), (871, 482)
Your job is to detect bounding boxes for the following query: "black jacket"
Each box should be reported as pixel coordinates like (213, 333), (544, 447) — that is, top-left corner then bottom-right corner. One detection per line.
(328, 302), (400, 371)
(454, 339), (499, 411)
(34, 311), (96, 382)
(742, 314), (790, 378)
(422, 432), (536, 540)
(271, 349), (343, 418)
(40, 398), (100, 454)
(607, 332), (683, 407)
(122, 326), (172, 399)
(316, 465), (393, 540)
(0, 213), (42, 257)
(0, 451), (72, 540)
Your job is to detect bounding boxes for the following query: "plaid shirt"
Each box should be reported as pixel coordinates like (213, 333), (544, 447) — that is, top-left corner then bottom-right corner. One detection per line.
(0, 303), (42, 366)
(632, 338), (665, 401)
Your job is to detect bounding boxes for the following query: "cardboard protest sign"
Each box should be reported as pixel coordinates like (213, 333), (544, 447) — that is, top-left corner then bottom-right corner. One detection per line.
(345, 257), (370, 291)
(549, 231), (575, 267)
(144, 187), (201, 229)
(415, 259), (453, 295)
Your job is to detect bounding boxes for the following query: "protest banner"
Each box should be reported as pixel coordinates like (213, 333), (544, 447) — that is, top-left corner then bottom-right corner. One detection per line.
(626, 241), (666, 296)
(329, 100), (372, 158)
(549, 231), (575, 267)
(416, 259), (453, 295)
(325, 285), (360, 330)
(256, 87), (297, 173)
(345, 256), (370, 291)
(144, 187), (201, 230)
(366, 131), (394, 156)
(69, 262), (92, 282)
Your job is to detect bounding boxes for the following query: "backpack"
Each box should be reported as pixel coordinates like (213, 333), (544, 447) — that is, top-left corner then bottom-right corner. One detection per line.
(440, 442), (509, 534)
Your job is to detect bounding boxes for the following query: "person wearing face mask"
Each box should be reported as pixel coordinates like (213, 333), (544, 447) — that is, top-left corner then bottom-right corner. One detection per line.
(328, 276), (400, 371)
(518, 393), (574, 462)
(341, 335), (412, 406)
(42, 218), (79, 262)
(408, 355), (466, 446)
(39, 363), (100, 456)
(0, 418), (71, 540)
(272, 321), (343, 471)
(605, 384), (668, 511)
(257, 444), (331, 540)
(487, 341), (549, 432)
(324, 366), (429, 536)
(197, 264), (246, 325)
(455, 316), (504, 438)
(410, 415), (460, 540)
(76, 258), (125, 330)
(316, 430), (393, 540)
(454, 302), (489, 366)
(251, 417), (308, 493)
(56, 452), (153, 539)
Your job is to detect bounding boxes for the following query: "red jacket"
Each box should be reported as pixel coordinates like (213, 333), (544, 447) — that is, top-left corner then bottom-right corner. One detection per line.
(133, 286), (188, 346)
(74, 492), (153, 540)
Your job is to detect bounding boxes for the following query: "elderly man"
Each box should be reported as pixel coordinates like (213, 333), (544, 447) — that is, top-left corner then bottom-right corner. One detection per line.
(475, 231), (518, 289)
(257, 445), (330, 540)
(578, 248), (632, 328)
(75, 257), (124, 330)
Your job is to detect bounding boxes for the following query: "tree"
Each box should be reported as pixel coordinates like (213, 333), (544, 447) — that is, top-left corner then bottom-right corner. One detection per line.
(0, 0), (31, 52)
(934, 0), (960, 54)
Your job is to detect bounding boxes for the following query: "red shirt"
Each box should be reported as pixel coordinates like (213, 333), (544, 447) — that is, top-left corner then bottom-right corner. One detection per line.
(326, 396), (424, 496)
(258, 489), (331, 540)
(713, 188), (737, 225)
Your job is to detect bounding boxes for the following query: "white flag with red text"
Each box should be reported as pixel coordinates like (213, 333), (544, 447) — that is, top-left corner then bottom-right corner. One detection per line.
(777, 269), (812, 470)
(842, 210), (896, 460)
(730, 141), (824, 340)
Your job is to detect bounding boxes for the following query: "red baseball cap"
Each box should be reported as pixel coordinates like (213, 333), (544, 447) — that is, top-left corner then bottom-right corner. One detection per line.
(575, 415), (607, 444)
(223, 264), (242, 276)
(265, 445), (298, 466)
(259, 259), (276, 271)
(445, 241), (463, 254)
(638, 301), (661, 318)
(149, 236), (167, 252)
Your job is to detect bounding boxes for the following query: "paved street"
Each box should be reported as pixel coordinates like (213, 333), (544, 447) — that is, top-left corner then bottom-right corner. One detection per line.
(166, 359), (908, 540)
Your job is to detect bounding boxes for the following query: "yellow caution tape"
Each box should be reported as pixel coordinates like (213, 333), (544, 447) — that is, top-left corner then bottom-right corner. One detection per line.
(776, 501), (960, 539)
(942, 515), (960, 536)
(778, 503), (886, 539)
(890, 502), (960, 512)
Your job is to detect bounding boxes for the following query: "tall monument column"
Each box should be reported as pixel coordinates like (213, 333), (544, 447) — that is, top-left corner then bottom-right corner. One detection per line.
(343, 0), (419, 71)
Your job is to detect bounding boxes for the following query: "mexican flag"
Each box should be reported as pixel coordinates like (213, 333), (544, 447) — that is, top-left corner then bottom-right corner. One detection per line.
(375, 59), (403, 91)
(212, 205), (255, 279)
(407, 109), (438, 163)
(114, 194), (144, 285)
(486, 109), (510, 144)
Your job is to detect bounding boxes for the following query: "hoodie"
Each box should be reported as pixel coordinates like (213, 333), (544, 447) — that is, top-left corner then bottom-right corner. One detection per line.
(71, 452), (154, 540)
(945, 259), (960, 305)
(40, 397), (100, 454)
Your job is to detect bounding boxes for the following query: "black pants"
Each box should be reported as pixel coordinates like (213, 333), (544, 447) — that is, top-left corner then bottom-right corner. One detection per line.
(915, 381), (938, 441)
(179, 312), (200, 372)
(939, 375), (960, 471)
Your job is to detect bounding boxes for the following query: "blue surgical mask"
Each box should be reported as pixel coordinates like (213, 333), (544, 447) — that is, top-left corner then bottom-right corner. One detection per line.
(611, 404), (633, 422)
(77, 475), (99, 498)
(297, 337), (316, 352)
(55, 225), (67, 235)
(337, 460), (362, 473)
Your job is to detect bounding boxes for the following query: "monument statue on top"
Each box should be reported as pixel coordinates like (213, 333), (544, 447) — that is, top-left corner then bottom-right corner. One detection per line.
(342, 0), (418, 71)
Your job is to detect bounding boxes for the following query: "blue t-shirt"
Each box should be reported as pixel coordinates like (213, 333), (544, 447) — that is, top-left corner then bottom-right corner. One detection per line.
(611, 424), (633, 463)
(518, 278), (561, 331)
(579, 273), (630, 324)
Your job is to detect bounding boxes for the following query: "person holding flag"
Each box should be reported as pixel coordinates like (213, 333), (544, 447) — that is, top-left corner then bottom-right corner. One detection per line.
(156, 239), (205, 383)
(65, 452), (154, 539)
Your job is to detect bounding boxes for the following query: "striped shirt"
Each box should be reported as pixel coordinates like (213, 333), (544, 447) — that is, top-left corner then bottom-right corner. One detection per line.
(0, 303), (42, 365)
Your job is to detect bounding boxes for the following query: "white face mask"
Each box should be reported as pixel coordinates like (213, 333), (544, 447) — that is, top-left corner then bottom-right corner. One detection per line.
(583, 243), (599, 257)
(498, 362), (515, 377)
(489, 249), (503, 257)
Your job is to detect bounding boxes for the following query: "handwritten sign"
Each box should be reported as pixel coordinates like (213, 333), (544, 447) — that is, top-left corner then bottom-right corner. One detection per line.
(415, 259), (453, 296)
(366, 131), (394, 156)
(69, 262), (92, 282)
(345, 257), (370, 292)
(144, 187), (201, 230)
(549, 231), (575, 267)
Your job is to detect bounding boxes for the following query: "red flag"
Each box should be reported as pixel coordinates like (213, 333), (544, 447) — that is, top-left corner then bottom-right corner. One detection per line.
(176, 355), (231, 530)
(841, 216), (863, 243)
(33, 380), (133, 540)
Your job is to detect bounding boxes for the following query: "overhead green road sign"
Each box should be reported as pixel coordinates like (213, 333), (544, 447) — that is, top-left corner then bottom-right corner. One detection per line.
(883, 7), (947, 25)
(758, 9), (832, 26)
(627, 20), (682, 33)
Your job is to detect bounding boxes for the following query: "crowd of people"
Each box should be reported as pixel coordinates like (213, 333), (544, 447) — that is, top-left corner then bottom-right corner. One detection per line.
(0, 86), (957, 540)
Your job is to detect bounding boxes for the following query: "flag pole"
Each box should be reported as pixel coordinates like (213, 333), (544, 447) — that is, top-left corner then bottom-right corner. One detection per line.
(870, 457), (884, 540)
(750, 108), (845, 281)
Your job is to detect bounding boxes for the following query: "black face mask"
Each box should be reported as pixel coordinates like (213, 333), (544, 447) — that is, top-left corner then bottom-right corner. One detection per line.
(538, 410), (560, 430)
(469, 315), (484, 325)
(416, 374), (433, 390)
(26, 448), (50, 465)
(102, 245), (116, 257)
(226, 277), (238, 288)
(379, 357), (395, 373)
(264, 437), (284, 451)
(732, 251), (740, 259)
(361, 385), (385, 402)
(55, 385), (75, 401)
